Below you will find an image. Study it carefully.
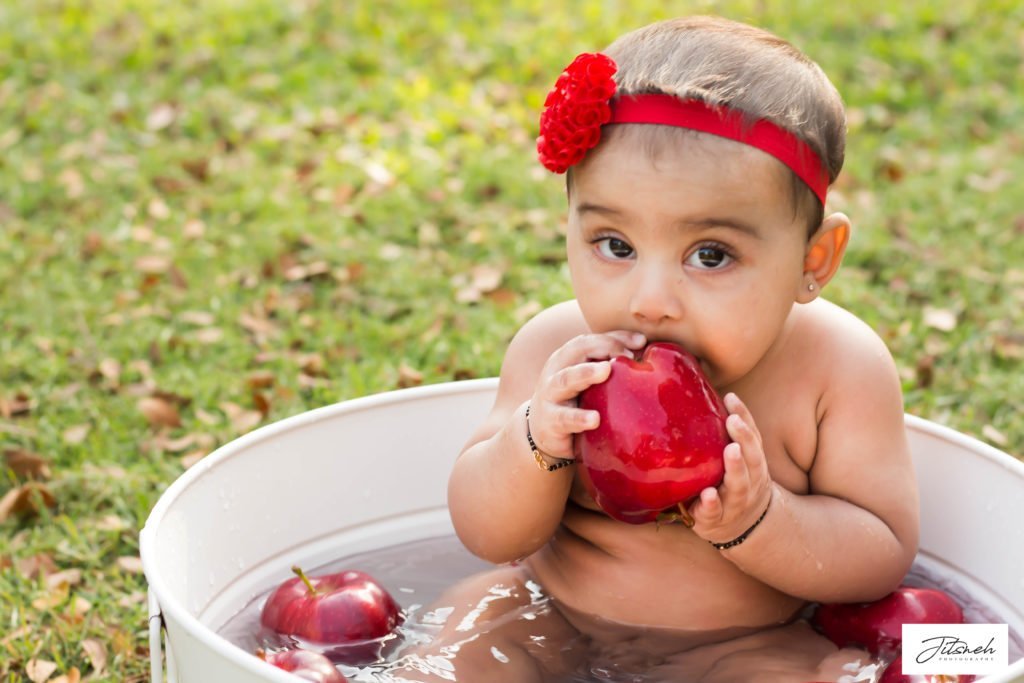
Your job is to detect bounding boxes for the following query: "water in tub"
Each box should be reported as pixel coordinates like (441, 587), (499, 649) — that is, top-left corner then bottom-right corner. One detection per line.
(219, 534), (1023, 682)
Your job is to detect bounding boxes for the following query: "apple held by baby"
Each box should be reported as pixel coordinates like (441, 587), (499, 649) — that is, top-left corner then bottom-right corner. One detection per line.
(258, 649), (349, 683)
(576, 342), (730, 525)
(260, 566), (403, 665)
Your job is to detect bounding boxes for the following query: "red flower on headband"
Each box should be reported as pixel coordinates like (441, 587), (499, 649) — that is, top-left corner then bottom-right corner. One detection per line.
(537, 53), (618, 173)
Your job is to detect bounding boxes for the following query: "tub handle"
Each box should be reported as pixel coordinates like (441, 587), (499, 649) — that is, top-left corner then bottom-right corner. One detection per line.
(148, 589), (165, 682)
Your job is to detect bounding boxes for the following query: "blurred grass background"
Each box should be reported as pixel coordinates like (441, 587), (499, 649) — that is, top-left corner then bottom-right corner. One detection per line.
(1, 0), (1022, 680)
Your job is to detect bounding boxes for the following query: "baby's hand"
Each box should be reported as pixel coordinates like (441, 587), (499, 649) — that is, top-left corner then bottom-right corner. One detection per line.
(527, 331), (646, 460)
(689, 393), (774, 545)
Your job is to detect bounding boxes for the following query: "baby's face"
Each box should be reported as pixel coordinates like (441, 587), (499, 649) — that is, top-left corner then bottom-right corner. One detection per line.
(566, 131), (813, 389)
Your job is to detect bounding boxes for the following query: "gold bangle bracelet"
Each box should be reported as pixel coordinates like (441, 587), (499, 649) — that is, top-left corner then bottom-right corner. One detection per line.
(525, 404), (575, 472)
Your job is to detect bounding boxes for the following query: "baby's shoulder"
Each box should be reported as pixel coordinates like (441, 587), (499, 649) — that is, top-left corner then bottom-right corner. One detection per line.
(506, 299), (589, 359)
(799, 299), (894, 366)
(794, 299), (901, 405)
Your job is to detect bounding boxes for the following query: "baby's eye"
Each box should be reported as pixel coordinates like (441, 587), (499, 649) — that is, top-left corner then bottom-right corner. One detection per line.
(595, 237), (635, 260)
(686, 245), (733, 270)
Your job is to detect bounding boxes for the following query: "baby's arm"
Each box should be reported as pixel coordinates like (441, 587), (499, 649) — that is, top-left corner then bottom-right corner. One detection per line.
(693, 327), (919, 603)
(448, 303), (643, 564)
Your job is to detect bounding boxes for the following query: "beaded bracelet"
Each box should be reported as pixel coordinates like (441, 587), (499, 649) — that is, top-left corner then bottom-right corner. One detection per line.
(525, 404), (575, 472)
(709, 494), (772, 550)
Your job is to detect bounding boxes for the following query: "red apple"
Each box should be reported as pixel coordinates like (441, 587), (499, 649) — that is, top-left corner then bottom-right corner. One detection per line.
(813, 585), (964, 657)
(261, 566), (402, 664)
(878, 655), (975, 683)
(576, 342), (729, 524)
(258, 649), (349, 683)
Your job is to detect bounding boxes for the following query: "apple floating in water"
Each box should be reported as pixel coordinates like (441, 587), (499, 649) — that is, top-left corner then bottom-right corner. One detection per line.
(576, 342), (730, 525)
(258, 649), (349, 683)
(813, 585), (965, 657)
(261, 566), (403, 664)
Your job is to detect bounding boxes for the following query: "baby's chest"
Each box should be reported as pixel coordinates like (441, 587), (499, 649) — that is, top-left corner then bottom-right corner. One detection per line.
(742, 393), (818, 493)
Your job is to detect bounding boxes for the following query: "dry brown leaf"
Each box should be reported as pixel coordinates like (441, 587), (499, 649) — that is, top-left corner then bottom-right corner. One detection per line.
(50, 667), (81, 683)
(246, 370), (275, 389)
(160, 433), (198, 453)
(45, 568), (82, 589)
(97, 358), (121, 386)
(115, 556), (144, 574)
(32, 584), (68, 610)
(190, 327), (224, 344)
(26, 658), (58, 683)
(252, 391), (271, 417)
(0, 392), (33, 418)
(180, 310), (216, 326)
(81, 638), (107, 676)
(470, 264), (504, 293)
(0, 482), (57, 522)
(4, 449), (52, 479)
(297, 353), (325, 376)
(137, 397), (181, 429)
(181, 159), (209, 182)
(180, 450), (207, 469)
(63, 424), (91, 445)
(16, 553), (58, 578)
(80, 230), (104, 259)
(58, 168), (85, 198)
(94, 515), (128, 531)
(238, 312), (279, 337)
(397, 363), (424, 388)
(66, 595), (92, 618)
(982, 425), (1009, 447)
(923, 307), (957, 332)
(220, 402), (263, 434)
(134, 254), (171, 274)
(147, 197), (170, 220)
(146, 102), (176, 131)
(0, 625), (30, 645)
(118, 590), (147, 608)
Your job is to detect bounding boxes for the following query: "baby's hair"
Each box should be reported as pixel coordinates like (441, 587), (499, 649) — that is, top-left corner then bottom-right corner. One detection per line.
(573, 16), (846, 234)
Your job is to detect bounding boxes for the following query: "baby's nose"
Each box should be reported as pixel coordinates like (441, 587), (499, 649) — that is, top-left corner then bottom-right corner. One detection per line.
(629, 269), (683, 323)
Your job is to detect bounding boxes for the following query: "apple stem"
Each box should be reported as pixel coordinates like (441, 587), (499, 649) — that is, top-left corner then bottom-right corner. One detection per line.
(677, 503), (696, 529)
(292, 565), (318, 595)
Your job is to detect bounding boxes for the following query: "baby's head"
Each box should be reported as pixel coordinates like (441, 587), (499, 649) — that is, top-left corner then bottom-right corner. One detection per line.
(542, 15), (846, 234)
(537, 17), (852, 385)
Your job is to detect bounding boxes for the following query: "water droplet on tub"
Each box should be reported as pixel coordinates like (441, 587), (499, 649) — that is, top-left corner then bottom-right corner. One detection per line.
(209, 571), (215, 586)
(237, 558), (246, 570)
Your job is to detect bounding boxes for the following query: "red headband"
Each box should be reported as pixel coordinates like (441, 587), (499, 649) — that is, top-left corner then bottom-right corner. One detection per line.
(537, 52), (829, 205)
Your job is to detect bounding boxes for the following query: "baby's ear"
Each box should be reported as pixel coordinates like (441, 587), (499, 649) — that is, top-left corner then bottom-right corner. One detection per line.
(798, 213), (851, 302)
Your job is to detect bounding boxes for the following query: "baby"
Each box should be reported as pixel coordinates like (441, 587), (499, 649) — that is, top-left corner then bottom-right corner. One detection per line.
(400, 16), (920, 683)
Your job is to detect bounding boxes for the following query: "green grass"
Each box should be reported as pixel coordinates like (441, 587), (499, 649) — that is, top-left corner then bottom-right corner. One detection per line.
(1, 0), (1022, 680)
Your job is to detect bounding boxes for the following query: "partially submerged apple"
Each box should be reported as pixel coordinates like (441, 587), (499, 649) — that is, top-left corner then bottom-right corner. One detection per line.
(261, 566), (402, 664)
(576, 342), (729, 525)
(813, 585), (965, 657)
(258, 648), (349, 683)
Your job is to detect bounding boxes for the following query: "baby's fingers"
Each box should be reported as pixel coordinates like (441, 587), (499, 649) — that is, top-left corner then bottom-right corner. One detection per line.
(687, 487), (724, 530)
(546, 360), (613, 403)
(545, 404), (600, 435)
(552, 332), (644, 368)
